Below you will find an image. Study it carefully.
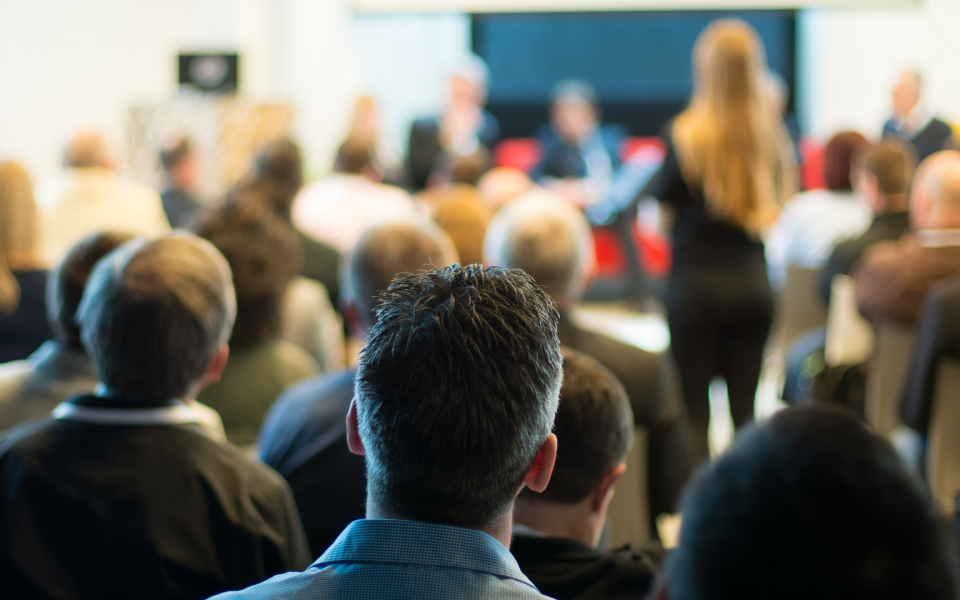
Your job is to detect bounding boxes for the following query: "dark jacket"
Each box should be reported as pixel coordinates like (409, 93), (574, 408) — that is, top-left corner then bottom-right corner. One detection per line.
(533, 124), (628, 181)
(882, 117), (956, 163)
(0, 270), (54, 364)
(407, 111), (500, 191)
(160, 188), (204, 229)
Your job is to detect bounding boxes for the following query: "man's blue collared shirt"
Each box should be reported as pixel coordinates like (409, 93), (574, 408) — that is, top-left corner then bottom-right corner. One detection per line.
(210, 518), (552, 600)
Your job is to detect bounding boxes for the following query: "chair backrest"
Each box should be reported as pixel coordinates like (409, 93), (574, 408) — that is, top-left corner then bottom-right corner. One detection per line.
(866, 322), (916, 437)
(825, 274), (875, 367)
(776, 265), (828, 352)
(926, 357), (960, 515)
(606, 426), (650, 546)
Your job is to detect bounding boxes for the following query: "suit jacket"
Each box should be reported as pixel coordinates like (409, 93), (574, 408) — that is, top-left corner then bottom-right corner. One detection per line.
(854, 234), (960, 325)
(160, 188), (204, 229)
(558, 316), (694, 518)
(407, 111), (500, 191)
(899, 276), (960, 434)
(533, 124), (628, 181)
(883, 117), (956, 163)
(819, 212), (911, 305)
(510, 534), (659, 600)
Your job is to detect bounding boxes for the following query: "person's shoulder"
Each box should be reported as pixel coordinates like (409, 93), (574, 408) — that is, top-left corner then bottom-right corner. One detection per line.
(0, 416), (55, 460)
(263, 370), (355, 432)
(270, 340), (322, 380)
(0, 360), (35, 405)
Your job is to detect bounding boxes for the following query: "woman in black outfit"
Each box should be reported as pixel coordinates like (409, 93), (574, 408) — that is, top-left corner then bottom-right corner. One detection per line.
(647, 20), (796, 463)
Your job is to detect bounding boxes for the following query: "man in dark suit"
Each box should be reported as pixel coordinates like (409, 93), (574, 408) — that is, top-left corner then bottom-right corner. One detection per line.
(257, 221), (458, 557)
(512, 347), (659, 600)
(819, 140), (915, 305)
(484, 193), (695, 525)
(0, 233), (310, 599)
(882, 71), (956, 163)
(159, 136), (205, 229)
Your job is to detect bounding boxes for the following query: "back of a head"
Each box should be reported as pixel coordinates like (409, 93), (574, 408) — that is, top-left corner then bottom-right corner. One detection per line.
(355, 264), (562, 528)
(858, 140), (916, 201)
(195, 187), (302, 347)
(824, 131), (869, 191)
(520, 347), (633, 504)
(925, 151), (960, 217)
(551, 79), (599, 111)
(437, 149), (491, 187)
(334, 139), (374, 175)
(665, 405), (956, 600)
(48, 232), (135, 346)
(347, 220), (458, 327)
(0, 161), (40, 314)
(253, 139), (303, 212)
(432, 197), (492, 267)
(64, 130), (110, 169)
(77, 234), (236, 402)
(159, 136), (192, 172)
(483, 191), (596, 304)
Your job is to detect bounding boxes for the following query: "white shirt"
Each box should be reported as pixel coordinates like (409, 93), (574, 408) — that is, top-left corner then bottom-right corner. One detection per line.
(292, 174), (420, 254)
(38, 168), (170, 265)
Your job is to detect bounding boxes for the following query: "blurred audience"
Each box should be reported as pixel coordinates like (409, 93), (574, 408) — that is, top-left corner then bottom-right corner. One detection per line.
(512, 347), (660, 600)
(882, 70), (957, 163)
(346, 96), (406, 186)
(258, 221), (458, 557)
(0, 233), (310, 598)
(159, 135), (204, 228)
(656, 405), (956, 600)
(485, 192), (694, 523)
(423, 151), (494, 265)
(766, 131), (871, 287)
(407, 55), (499, 191)
(196, 192), (320, 446)
(479, 166), (536, 210)
(0, 162), (54, 363)
(648, 19), (796, 463)
(292, 139), (419, 254)
(819, 140), (915, 304)
(217, 265), (561, 599)
(38, 129), (169, 264)
(855, 150), (960, 324)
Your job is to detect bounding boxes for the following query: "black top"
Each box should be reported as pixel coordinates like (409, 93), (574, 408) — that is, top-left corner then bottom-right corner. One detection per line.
(258, 369), (366, 558)
(0, 270), (54, 364)
(407, 111), (500, 191)
(819, 212), (911, 305)
(532, 123), (628, 181)
(510, 534), (660, 600)
(160, 188), (204, 229)
(882, 117), (956, 164)
(0, 395), (311, 599)
(297, 230), (341, 306)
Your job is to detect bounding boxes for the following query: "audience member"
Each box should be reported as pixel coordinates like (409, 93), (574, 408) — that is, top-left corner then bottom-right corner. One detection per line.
(855, 150), (960, 324)
(0, 162), (54, 363)
(196, 192), (320, 446)
(655, 405), (956, 600)
(647, 19), (796, 463)
(479, 166), (535, 209)
(292, 139), (419, 254)
(0, 233), (311, 598)
(485, 192), (694, 523)
(407, 55), (500, 191)
(512, 347), (660, 600)
(882, 70), (956, 163)
(159, 135), (205, 228)
(258, 221), (458, 557)
(422, 151), (494, 265)
(346, 96), (406, 186)
(819, 140), (915, 304)
(766, 131), (871, 287)
(215, 264), (562, 599)
(38, 129), (169, 264)
(0, 232), (131, 430)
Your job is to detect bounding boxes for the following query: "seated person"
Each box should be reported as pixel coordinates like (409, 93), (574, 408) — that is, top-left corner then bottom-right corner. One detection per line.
(883, 70), (957, 163)
(653, 405), (955, 600)
(0, 232), (132, 431)
(819, 140), (915, 304)
(258, 220), (458, 557)
(196, 191), (319, 446)
(159, 135), (205, 229)
(485, 192), (695, 527)
(512, 347), (659, 600)
(856, 150), (960, 325)
(0, 233), (311, 598)
(215, 264), (563, 599)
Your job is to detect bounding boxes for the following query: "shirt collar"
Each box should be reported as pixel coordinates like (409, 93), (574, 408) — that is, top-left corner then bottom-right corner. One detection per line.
(53, 393), (202, 426)
(917, 229), (960, 248)
(316, 519), (538, 590)
(895, 105), (934, 138)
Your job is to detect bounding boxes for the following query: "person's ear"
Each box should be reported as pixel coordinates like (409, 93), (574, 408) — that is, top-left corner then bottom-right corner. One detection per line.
(204, 343), (230, 385)
(523, 433), (558, 493)
(346, 400), (365, 456)
(591, 462), (627, 513)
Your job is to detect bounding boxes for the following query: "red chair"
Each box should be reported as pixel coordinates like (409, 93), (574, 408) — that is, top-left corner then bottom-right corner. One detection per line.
(799, 136), (826, 191)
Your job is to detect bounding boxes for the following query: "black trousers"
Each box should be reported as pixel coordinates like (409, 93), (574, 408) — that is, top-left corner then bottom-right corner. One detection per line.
(666, 266), (774, 465)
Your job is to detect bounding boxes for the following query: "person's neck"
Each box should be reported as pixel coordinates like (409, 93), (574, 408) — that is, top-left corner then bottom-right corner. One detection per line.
(366, 498), (516, 549)
(879, 194), (909, 215)
(6, 250), (45, 271)
(513, 496), (599, 548)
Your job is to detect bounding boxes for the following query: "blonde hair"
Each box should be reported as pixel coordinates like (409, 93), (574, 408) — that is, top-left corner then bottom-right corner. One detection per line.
(0, 162), (41, 314)
(673, 19), (796, 236)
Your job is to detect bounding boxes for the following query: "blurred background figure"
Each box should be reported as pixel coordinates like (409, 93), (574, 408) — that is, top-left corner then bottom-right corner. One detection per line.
(158, 135), (204, 229)
(478, 166), (535, 210)
(346, 96), (406, 187)
(882, 70), (957, 163)
(0, 162), (53, 363)
(407, 55), (500, 191)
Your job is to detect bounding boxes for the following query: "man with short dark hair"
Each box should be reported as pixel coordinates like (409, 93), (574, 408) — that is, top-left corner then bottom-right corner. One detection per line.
(159, 135), (205, 228)
(654, 405), (956, 600)
(512, 347), (659, 600)
(217, 263), (562, 599)
(0, 233), (311, 598)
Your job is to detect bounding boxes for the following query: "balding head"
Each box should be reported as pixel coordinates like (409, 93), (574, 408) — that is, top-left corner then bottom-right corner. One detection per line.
(483, 190), (596, 307)
(64, 130), (111, 169)
(346, 221), (458, 331)
(911, 150), (960, 230)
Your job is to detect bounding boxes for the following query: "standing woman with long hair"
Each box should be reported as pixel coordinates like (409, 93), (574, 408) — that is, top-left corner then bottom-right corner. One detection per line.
(0, 162), (54, 362)
(648, 20), (796, 463)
